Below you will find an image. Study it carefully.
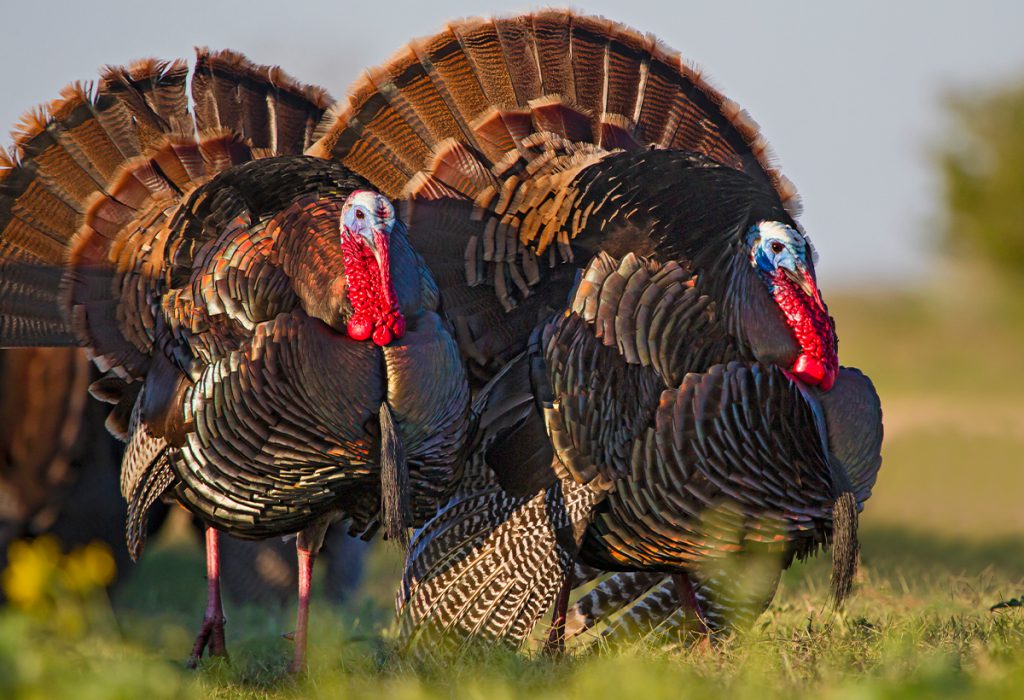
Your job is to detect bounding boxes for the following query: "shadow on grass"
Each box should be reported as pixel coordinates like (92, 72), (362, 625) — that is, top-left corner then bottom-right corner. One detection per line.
(860, 526), (1024, 582)
(785, 524), (1024, 607)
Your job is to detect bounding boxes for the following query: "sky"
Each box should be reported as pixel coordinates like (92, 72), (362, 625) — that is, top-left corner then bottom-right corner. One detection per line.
(2, 0), (1023, 288)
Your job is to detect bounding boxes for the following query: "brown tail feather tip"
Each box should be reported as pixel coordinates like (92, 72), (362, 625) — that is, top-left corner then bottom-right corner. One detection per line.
(10, 105), (51, 150)
(100, 57), (188, 87)
(194, 47), (333, 108)
(310, 10), (802, 216)
(830, 491), (859, 608)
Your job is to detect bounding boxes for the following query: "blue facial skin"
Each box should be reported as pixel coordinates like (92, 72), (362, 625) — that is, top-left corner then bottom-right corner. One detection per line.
(746, 221), (812, 292)
(752, 243), (777, 275)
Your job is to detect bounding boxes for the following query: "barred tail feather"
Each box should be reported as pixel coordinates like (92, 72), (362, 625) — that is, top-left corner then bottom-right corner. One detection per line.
(314, 10), (798, 211)
(192, 48), (332, 156)
(398, 469), (597, 652)
(398, 357), (599, 651)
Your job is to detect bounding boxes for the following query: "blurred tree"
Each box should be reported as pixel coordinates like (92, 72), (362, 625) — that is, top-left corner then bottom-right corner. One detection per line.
(940, 83), (1024, 281)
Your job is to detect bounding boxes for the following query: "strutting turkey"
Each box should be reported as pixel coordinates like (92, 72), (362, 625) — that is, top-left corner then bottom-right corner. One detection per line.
(0, 51), (470, 670)
(304, 11), (883, 650)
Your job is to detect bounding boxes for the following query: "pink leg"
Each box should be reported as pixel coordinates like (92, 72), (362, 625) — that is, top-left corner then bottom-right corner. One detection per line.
(543, 574), (574, 656)
(288, 546), (316, 674)
(672, 572), (712, 648)
(187, 526), (228, 668)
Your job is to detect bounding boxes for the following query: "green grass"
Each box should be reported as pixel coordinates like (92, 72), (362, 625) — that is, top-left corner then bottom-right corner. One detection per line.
(2, 285), (1023, 698)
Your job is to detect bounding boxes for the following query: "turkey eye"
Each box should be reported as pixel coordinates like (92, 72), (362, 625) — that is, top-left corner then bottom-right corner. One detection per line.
(355, 210), (365, 220)
(770, 241), (785, 254)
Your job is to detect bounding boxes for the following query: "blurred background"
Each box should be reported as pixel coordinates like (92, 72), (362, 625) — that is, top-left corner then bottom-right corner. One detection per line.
(0, 0), (1022, 693)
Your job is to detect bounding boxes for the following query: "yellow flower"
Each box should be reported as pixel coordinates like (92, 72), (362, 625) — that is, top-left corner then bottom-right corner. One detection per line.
(2, 535), (61, 610)
(62, 542), (116, 593)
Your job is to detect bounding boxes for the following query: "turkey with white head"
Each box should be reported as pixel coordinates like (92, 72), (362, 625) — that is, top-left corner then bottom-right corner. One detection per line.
(305, 11), (882, 650)
(0, 51), (470, 670)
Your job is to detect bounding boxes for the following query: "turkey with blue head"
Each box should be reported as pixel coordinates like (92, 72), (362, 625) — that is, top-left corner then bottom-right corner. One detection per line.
(308, 10), (883, 651)
(0, 50), (470, 670)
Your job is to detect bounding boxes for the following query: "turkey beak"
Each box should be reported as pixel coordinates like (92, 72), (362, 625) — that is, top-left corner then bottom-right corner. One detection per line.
(368, 228), (385, 266)
(782, 263), (825, 312)
(369, 239), (384, 268)
(371, 228), (392, 289)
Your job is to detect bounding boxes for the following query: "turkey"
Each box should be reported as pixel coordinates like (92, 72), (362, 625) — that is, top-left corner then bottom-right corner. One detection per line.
(303, 11), (883, 649)
(0, 50), (470, 670)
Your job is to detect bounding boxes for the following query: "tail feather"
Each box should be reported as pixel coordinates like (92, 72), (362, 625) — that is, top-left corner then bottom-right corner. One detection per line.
(315, 10), (798, 214)
(397, 355), (599, 651)
(452, 20), (519, 112)
(313, 11), (799, 383)
(0, 262), (73, 345)
(192, 48), (332, 156)
(0, 50), (331, 355)
(100, 58), (192, 145)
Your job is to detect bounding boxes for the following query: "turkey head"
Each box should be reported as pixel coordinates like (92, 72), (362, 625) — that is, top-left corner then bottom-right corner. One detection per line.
(339, 190), (406, 346)
(746, 221), (837, 390)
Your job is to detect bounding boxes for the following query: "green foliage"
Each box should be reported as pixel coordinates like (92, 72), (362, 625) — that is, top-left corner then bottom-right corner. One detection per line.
(0, 545), (1022, 700)
(940, 82), (1024, 281)
(1, 291), (1021, 699)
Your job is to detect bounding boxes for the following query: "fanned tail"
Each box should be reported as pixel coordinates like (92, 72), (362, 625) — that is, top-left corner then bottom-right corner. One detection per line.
(0, 50), (332, 352)
(312, 10), (799, 383)
(0, 50), (334, 562)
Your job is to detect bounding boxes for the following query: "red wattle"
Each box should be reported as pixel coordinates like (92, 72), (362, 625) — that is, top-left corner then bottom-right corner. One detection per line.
(340, 230), (406, 346)
(347, 316), (374, 341)
(388, 313), (406, 339)
(772, 268), (838, 391)
(790, 353), (825, 386)
(820, 368), (836, 392)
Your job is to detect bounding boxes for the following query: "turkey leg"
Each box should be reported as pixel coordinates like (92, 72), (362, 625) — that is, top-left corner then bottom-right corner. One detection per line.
(288, 518), (331, 674)
(672, 572), (712, 648)
(543, 572), (575, 656)
(187, 526), (228, 668)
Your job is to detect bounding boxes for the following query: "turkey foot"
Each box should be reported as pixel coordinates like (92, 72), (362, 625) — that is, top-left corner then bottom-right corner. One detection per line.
(187, 526), (228, 668)
(187, 612), (227, 668)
